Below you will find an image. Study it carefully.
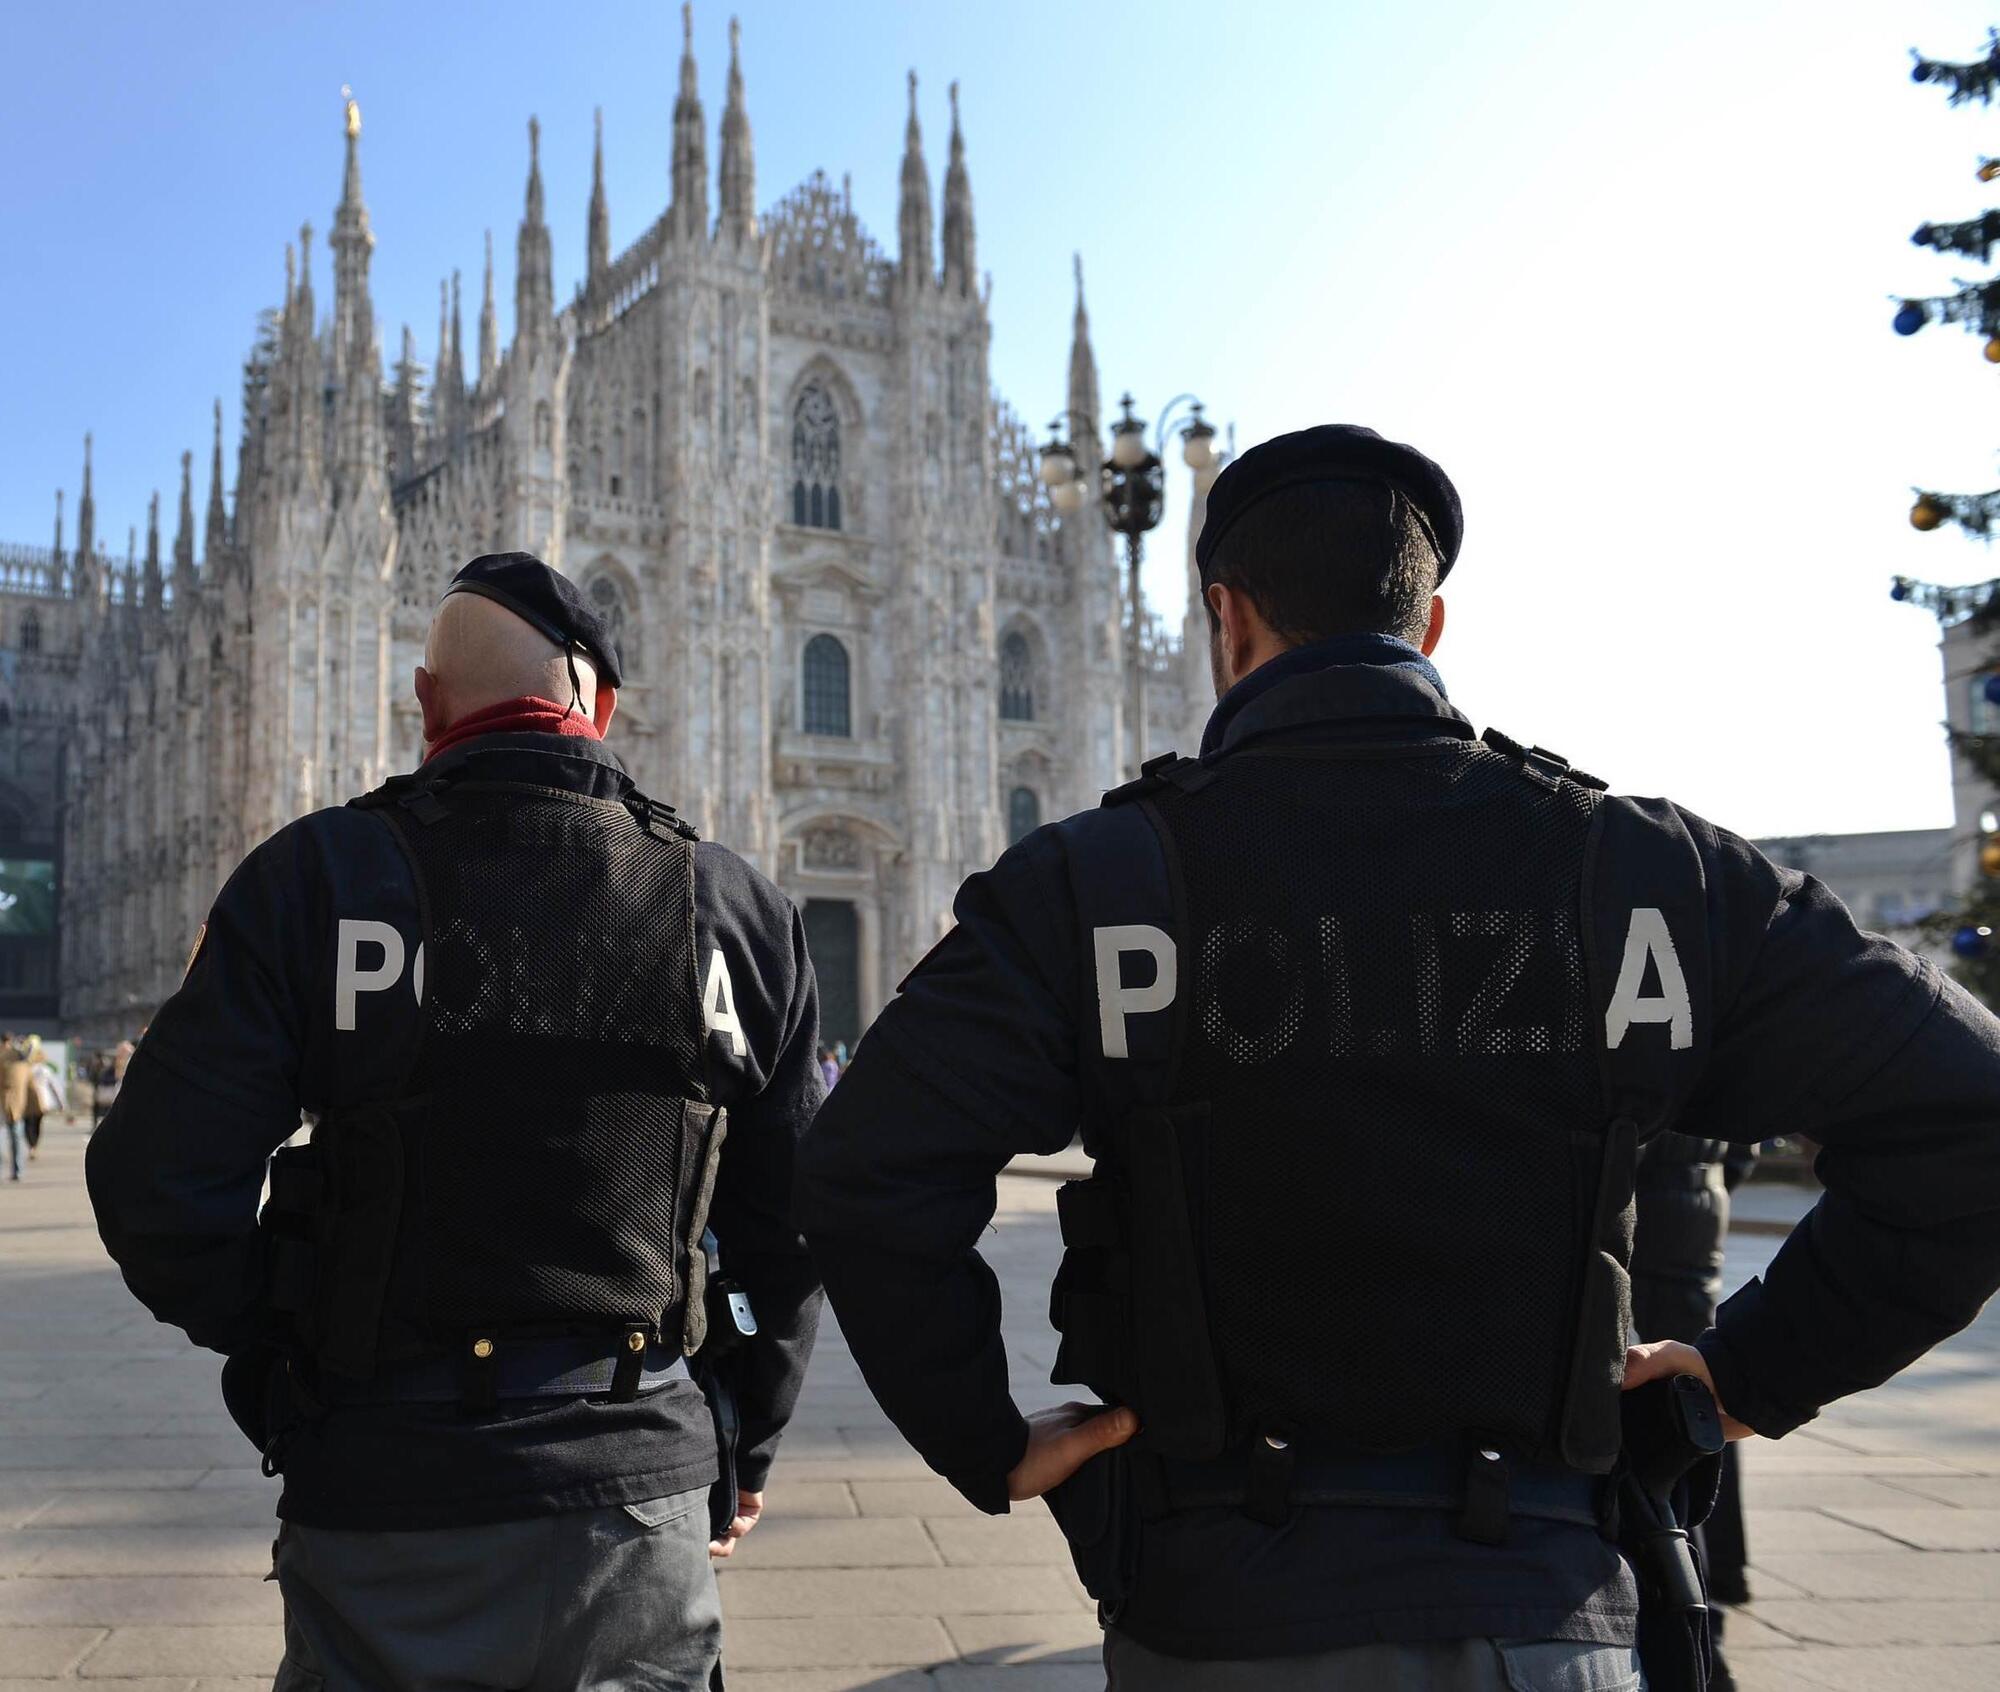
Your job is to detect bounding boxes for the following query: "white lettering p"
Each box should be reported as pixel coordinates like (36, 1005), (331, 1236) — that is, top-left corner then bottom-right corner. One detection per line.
(1094, 924), (1178, 1061)
(336, 919), (407, 1033)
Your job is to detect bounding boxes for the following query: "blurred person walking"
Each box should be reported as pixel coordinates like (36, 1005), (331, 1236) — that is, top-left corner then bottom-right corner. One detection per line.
(0, 1033), (25, 1180)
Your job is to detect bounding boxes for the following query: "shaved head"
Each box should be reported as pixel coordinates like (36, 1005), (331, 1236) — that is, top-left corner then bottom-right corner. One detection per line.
(414, 591), (613, 752)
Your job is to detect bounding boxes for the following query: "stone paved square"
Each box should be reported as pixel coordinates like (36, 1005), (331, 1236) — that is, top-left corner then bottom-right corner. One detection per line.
(3, 1118), (1996, 1686)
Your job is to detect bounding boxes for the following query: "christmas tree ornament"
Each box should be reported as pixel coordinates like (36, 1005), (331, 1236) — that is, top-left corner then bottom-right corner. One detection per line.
(1954, 924), (1992, 959)
(1984, 672), (2000, 707)
(1911, 495), (1947, 530)
(1894, 300), (1927, 335)
(1891, 578), (1912, 601)
(1980, 839), (2000, 877)
(1986, 336), (2000, 363)
(1982, 158), (2000, 182)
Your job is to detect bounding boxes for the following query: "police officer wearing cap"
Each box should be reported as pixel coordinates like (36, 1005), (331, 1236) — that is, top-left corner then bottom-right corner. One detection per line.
(89, 553), (825, 1691)
(796, 427), (2000, 1688)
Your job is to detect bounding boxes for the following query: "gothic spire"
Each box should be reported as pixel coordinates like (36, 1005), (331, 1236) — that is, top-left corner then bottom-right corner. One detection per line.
(329, 91), (375, 390)
(898, 70), (933, 291)
(75, 433), (95, 572)
(941, 79), (975, 296)
(391, 324), (421, 480)
(671, 3), (710, 240)
(717, 16), (755, 244)
(143, 490), (163, 611)
(329, 90), (383, 495)
(1067, 252), (1100, 448)
(588, 107), (611, 287)
(446, 269), (466, 442)
(292, 222), (324, 489)
(173, 449), (196, 601)
(479, 230), (498, 386)
(50, 489), (64, 595)
(516, 118), (554, 339)
(205, 399), (228, 560)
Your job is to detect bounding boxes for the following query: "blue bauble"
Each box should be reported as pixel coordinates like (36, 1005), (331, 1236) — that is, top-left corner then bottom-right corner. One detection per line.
(1984, 673), (2000, 707)
(1894, 301), (1927, 336)
(1953, 924), (1991, 959)
(1892, 579), (1911, 601)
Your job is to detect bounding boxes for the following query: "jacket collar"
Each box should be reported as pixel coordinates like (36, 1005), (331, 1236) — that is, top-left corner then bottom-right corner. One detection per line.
(1206, 653), (1473, 759)
(420, 731), (635, 799)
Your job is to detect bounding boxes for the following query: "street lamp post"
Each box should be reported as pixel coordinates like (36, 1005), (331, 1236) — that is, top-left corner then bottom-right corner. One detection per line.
(1039, 393), (1218, 776)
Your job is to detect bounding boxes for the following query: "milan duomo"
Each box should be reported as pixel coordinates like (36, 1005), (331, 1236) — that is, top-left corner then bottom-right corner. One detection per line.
(0, 13), (1217, 1046)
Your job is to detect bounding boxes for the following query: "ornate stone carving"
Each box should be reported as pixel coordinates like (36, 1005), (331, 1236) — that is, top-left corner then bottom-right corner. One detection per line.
(801, 824), (862, 871)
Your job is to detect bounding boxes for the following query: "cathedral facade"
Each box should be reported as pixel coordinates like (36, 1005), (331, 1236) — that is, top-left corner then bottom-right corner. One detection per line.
(7, 16), (1214, 1045)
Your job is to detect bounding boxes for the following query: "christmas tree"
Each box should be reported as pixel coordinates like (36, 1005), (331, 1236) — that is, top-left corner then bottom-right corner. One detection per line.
(1893, 31), (2000, 1001)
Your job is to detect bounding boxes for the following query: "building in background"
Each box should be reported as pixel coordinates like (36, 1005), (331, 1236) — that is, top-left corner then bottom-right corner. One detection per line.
(1750, 826), (1957, 946)
(0, 18), (1212, 1048)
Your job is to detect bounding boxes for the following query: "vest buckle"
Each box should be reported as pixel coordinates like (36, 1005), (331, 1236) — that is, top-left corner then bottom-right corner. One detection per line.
(1243, 1433), (1296, 1527)
(1454, 1445), (1512, 1545)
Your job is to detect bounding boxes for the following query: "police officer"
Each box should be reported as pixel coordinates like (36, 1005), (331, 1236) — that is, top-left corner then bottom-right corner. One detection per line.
(795, 426), (2000, 1689)
(88, 553), (825, 1692)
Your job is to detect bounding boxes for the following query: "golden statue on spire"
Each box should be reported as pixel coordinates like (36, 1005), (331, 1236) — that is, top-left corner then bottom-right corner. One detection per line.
(342, 84), (361, 140)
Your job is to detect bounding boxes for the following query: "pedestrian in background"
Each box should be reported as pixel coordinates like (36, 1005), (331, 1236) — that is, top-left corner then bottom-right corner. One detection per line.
(21, 1034), (55, 1160)
(819, 1047), (841, 1091)
(0, 1032), (25, 1181)
(1632, 1131), (1759, 1691)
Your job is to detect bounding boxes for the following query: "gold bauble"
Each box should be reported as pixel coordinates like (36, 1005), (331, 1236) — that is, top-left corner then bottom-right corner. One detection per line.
(1981, 158), (2000, 183)
(1912, 496), (1947, 531)
(1981, 839), (2000, 877)
(1986, 336), (2000, 364)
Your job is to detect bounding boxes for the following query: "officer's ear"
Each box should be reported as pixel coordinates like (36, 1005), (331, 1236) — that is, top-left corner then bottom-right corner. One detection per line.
(414, 665), (449, 745)
(592, 684), (618, 738)
(1419, 595), (1445, 657)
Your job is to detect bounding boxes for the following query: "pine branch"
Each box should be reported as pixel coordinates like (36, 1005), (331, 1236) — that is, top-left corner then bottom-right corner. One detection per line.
(1894, 278), (2000, 338)
(1890, 569), (2000, 620)
(1912, 32), (2000, 106)
(1949, 726), (2000, 783)
(1915, 210), (2000, 262)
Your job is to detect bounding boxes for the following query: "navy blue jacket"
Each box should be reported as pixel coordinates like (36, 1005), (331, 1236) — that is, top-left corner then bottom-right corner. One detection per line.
(87, 733), (825, 1529)
(796, 653), (2000, 1656)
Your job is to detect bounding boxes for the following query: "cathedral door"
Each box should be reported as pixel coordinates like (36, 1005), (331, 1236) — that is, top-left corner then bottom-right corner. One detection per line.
(803, 898), (861, 1050)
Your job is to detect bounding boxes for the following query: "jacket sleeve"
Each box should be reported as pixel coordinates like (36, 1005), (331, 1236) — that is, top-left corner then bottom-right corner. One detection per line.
(85, 834), (313, 1356)
(795, 827), (1085, 1513)
(1685, 819), (2000, 1436)
(699, 860), (827, 1492)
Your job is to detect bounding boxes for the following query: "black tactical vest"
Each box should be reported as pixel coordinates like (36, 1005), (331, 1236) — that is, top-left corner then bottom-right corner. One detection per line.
(276, 769), (727, 1381)
(1052, 733), (1681, 1476)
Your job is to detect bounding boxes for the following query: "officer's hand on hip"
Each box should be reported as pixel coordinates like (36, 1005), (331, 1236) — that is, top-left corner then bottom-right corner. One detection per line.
(1007, 1402), (1140, 1501)
(1622, 1340), (1754, 1441)
(709, 1490), (763, 1560)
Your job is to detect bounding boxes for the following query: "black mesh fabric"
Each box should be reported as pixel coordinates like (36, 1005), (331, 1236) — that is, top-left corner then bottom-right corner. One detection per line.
(384, 782), (706, 1341)
(1150, 742), (1603, 1457)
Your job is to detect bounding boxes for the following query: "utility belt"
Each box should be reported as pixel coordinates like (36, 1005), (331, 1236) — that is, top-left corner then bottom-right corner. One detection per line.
(308, 1333), (690, 1408)
(1151, 1440), (1602, 1535)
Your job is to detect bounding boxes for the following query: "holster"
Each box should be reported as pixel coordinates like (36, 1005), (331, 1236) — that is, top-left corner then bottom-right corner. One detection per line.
(1615, 1375), (1726, 1692)
(1044, 1446), (1140, 1614)
(689, 1227), (758, 1542)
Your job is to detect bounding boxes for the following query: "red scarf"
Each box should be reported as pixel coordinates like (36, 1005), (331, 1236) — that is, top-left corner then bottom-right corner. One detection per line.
(424, 696), (601, 764)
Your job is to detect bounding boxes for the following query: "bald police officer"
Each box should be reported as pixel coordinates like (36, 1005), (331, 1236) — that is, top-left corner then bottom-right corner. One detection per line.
(795, 427), (2000, 1688)
(89, 553), (824, 1692)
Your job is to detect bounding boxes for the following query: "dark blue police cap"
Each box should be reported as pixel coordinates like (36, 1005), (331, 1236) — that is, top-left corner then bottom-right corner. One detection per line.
(442, 552), (624, 689)
(1195, 424), (1463, 583)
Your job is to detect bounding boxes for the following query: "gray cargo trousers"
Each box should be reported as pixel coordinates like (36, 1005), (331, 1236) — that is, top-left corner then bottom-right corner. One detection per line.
(270, 1488), (720, 1692)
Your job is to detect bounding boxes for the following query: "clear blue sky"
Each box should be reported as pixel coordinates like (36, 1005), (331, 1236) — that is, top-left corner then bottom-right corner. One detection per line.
(5, 0), (1999, 836)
